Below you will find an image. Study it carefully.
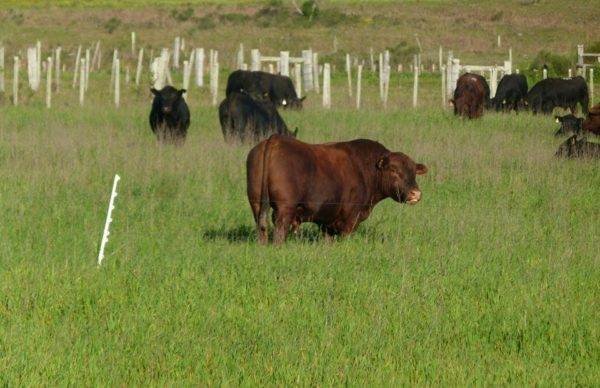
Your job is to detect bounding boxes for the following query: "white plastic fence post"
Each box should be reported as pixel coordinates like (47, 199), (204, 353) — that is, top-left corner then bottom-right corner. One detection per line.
(412, 55), (419, 108)
(114, 58), (120, 108)
(97, 174), (121, 267)
(312, 52), (320, 93)
(543, 68), (548, 79)
(590, 68), (595, 105)
(323, 63), (331, 108)
(46, 57), (52, 108)
(211, 61), (219, 106)
(13, 56), (19, 106)
(251, 49), (260, 71)
(280, 51), (289, 76)
(441, 64), (447, 108)
(173, 37), (180, 69)
(195, 48), (204, 87)
(356, 64), (362, 109)
(72, 45), (81, 88)
(131, 32), (136, 56)
(79, 58), (85, 106)
(135, 48), (144, 86)
(302, 49), (313, 92)
(346, 53), (352, 97)
(294, 63), (302, 97)
(54, 47), (61, 92)
(84, 48), (90, 91)
(0, 47), (4, 93)
(182, 60), (190, 101)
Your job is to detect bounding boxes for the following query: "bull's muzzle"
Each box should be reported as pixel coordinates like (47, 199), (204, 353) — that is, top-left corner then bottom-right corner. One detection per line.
(406, 189), (422, 205)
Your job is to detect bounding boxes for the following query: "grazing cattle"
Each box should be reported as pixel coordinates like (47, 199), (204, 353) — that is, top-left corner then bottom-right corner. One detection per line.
(226, 70), (305, 109)
(555, 135), (600, 158)
(491, 74), (528, 112)
(246, 135), (428, 244)
(555, 104), (600, 137)
(450, 73), (488, 119)
(526, 76), (589, 115)
(554, 114), (584, 137)
(149, 86), (190, 144)
(219, 91), (296, 142)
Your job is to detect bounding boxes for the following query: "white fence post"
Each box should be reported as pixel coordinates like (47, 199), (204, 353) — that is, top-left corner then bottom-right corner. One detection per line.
(211, 60), (219, 106)
(173, 37), (180, 69)
(84, 48), (90, 91)
(97, 174), (120, 267)
(312, 52), (320, 93)
(383, 65), (390, 108)
(27, 47), (40, 91)
(135, 48), (144, 86)
(490, 66), (498, 98)
(378, 52), (384, 101)
(0, 47), (4, 93)
(590, 68), (595, 105)
(131, 32), (136, 56)
(110, 49), (118, 90)
(13, 56), (19, 106)
(279, 51), (289, 76)
(302, 49), (313, 92)
(251, 49), (260, 71)
(237, 43), (244, 70)
(577, 44), (584, 68)
(36, 41), (41, 88)
(54, 47), (61, 92)
(412, 55), (419, 108)
(195, 48), (204, 87)
(46, 57), (52, 108)
(345, 53), (352, 97)
(72, 45), (81, 88)
(543, 68), (548, 79)
(114, 58), (120, 108)
(323, 63), (331, 109)
(441, 64), (446, 108)
(568, 68), (572, 78)
(182, 60), (190, 101)
(79, 58), (85, 106)
(356, 64), (362, 109)
(294, 63), (302, 97)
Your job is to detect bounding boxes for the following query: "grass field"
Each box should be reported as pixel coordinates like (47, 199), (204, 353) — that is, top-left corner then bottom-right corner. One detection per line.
(1, 0), (600, 385)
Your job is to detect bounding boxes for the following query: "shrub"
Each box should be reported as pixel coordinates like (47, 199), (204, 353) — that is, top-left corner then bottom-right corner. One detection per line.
(171, 7), (194, 22)
(528, 50), (572, 77)
(103, 17), (121, 34)
(195, 15), (216, 30)
(387, 41), (420, 65)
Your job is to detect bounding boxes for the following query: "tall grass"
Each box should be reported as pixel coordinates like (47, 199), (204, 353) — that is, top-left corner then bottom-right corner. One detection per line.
(0, 64), (598, 384)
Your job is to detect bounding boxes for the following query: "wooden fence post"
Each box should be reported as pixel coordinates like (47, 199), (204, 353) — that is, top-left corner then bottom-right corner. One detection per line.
(356, 64), (362, 109)
(135, 48), (144, 86)
(323, 63), (331, 108)
(13, 56), (19, 106)
(280, 51), (290, 76)
(345, 53), (352, 97)
(46, 57), (52, 108)
(114, 58), (120, 108)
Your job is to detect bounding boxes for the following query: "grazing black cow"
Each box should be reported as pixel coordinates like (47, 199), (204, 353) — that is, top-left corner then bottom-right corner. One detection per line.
(226, 70), (305, 109)
(555, 135), (600, 158)
(149, 86), (190, 144)
(526, 76), (589, 115)
(219, 91), (297, 142)
(554, 114), (583, 137)
(491, 74), (528, 112)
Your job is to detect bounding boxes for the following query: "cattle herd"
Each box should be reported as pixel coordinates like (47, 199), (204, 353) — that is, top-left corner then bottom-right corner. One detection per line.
(147, 69), (598, 243)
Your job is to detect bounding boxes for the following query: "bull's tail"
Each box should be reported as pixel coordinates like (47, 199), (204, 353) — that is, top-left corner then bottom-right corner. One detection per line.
(258, 135), (276, 240)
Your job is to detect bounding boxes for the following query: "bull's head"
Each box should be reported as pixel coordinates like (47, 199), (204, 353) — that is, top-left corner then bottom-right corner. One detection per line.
(376, 153), (428, 204)
(282, 96), (306, 110)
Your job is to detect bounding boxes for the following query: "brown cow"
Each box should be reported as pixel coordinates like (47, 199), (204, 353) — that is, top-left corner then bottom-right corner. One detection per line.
(583, 103), (600, 136)
(246, 135), (428, 244)
(450, 73), (488, 119)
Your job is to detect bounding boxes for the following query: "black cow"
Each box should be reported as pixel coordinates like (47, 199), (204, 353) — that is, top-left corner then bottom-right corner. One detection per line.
(555, 135), (600, 158)
(219, 91), (297, 142)
(226, 70), (305, 109)
(491, 74), (528, 112)
(554, 114), (583, 137)
(149, 86), (190, 144)
(526, 76), (589, 115)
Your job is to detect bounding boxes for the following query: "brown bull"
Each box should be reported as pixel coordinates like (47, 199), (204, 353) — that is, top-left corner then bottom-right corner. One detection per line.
(246, 135), (428, 244)
(450, 73), (488, 119)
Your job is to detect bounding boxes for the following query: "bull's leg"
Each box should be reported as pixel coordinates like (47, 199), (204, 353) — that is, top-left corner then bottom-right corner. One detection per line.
(273, 207), (295, 245)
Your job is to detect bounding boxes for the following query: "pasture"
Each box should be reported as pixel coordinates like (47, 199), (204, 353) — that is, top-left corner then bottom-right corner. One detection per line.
(1, 0), (599, 385)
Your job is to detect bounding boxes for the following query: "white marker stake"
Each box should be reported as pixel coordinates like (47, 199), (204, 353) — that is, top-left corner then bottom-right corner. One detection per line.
(98, 174), (121, 266)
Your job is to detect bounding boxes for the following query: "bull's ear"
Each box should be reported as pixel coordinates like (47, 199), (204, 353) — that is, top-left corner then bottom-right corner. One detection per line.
(178, 89), (186, 96)
(376, 155), (389, 170)
(150, 88), (159, 95)
(415, 163), (428, 175)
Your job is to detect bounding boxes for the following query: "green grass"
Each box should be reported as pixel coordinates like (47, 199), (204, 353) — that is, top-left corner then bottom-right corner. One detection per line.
(0, 63), (599, 384)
